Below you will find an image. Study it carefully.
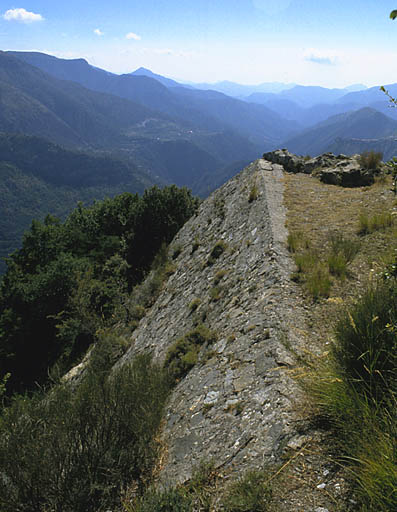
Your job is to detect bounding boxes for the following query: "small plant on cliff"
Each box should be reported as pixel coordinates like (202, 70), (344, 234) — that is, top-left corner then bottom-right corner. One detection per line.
(248, 182), (259, 203)
(206, 240), (228, 266)
(214, 269), (228, 284)
(164, 325), (218, 382)
(189, 298), (201, 312)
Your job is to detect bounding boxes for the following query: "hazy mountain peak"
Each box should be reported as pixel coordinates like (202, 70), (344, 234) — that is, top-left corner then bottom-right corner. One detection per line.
(343, 83), (367, 92)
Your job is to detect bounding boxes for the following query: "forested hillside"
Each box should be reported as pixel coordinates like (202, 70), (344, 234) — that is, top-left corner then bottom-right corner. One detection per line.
(0, 133), (155, 274)
(0, 186), (199, 394)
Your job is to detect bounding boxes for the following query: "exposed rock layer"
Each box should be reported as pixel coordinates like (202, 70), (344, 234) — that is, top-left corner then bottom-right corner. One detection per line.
(263, 148), (379, 186)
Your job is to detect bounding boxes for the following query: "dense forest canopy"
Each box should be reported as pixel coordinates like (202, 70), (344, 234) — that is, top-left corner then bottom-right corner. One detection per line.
(0, 185), (199, 394)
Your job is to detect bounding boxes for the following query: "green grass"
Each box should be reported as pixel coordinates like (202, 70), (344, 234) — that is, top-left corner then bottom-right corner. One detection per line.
(285, 172), (397, 510)
(291, 231), (360, 298)
(287, 232), (302, 253)
(311, 280), (397, 510)
(304, 264), (332, 299)
(358, 211), (394, 235)
(127, 463), (273, 512)
(222, 470), (272, 512)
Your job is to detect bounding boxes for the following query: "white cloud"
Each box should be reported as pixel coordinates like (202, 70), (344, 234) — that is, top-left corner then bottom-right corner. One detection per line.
(3, 8), (44, 23)
(126, 32), (141, 41)
(303, 48), (339, 66)
(94, 28), (104, 36)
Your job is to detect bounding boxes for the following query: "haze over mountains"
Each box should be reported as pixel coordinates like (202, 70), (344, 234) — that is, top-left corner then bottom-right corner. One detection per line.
(2, 49), (397, 271)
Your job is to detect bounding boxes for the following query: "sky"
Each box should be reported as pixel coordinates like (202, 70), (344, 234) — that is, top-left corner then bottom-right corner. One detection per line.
(2, 1), (397, 88)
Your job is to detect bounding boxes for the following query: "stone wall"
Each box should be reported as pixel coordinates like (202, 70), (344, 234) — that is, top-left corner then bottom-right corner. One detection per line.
(118, 158), (305, 485)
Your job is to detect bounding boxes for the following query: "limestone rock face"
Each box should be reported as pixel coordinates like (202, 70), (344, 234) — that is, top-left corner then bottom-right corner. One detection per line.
(263, 149), (379, 187)
(118, 158), (305, 485)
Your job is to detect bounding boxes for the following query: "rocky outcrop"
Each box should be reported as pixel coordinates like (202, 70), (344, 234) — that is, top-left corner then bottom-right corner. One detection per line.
(118, 158), (306, 485)
(263, 149), (379, 186)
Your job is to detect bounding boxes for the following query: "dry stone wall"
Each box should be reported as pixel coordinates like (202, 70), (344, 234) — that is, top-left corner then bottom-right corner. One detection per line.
(119, 158), (305, 485)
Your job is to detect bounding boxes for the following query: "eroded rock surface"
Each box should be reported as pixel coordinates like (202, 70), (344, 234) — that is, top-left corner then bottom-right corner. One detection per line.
(119, 158), (305, 485)
(263, 148), (379, 186)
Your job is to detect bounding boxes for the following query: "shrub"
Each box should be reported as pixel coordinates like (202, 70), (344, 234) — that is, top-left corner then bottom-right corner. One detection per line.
(129, 460), (217, 512)
(172, 245), (182, 260)
(191, 236), (200, 254)
(210, 285), (222, 302)
(359, 151), (383, 171)
(164, 325), (217, 382)
(248, 183), (258, 203)
(189, 298), (201, 312)
(0, 345), (171, 512)
(222, 470), (272, 512)
(206, 240), (228, 266)
(214, 269), (228, 285)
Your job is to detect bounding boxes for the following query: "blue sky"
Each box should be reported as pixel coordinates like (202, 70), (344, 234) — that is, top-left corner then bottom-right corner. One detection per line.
(2, 1), (397, 87)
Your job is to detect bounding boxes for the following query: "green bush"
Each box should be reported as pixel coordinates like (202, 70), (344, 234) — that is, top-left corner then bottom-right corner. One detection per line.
(164, 325), (217, 382)
(189, 298), (201, 312)
(0, 346), (171, 512)
(359, 150), (383, 171)
(129, 461), (217, 512)
(214, 269), (228, 285)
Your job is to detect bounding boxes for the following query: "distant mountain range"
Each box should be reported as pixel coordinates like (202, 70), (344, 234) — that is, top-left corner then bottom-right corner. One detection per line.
(2, 49), (397, 271)
(283, 107), (397, 156)
(0, 132), (153, 274)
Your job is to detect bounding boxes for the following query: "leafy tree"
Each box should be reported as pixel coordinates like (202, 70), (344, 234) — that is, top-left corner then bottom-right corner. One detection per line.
(0, 185), (198, 395)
